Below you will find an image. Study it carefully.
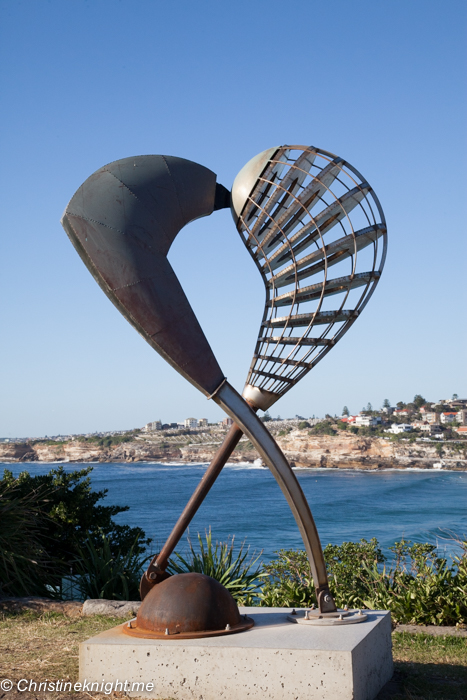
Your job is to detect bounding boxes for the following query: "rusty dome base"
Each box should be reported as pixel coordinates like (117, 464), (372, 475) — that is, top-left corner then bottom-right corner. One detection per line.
(123, 572), (254, 640)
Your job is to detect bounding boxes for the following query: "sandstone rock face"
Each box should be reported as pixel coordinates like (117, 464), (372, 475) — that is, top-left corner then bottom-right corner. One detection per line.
(0, 443), (36, 461)
(275, 431), (435, 470)
(1, 431), (465, 470)
(0, 441), (183, 464)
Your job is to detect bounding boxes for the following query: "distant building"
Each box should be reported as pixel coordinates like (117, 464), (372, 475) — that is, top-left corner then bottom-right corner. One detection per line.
(411, 420), (425, 429)
(433, 400), (456, 409)
(440, 412), (458, 424)
(340, 415), (357, 424)
(220, 417), (233, 427)
(355, 415), (378, 427)
(385, 423), (412, 434)
(448, 399), (467, 409)
(422, 412), (440, 425)
(198, 418), (209, 428)
(417, 422), (442, 435)
(184, 418), (198, 429)
(393, 408), (411, 418)
(454, 426), (467, 435)
(143, 420), (162, 432)
(456, 410), (467, 426)
(381, 406), (394, 415)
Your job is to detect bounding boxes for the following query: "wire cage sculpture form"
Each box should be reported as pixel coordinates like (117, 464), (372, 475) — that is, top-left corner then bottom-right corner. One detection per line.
(61, 145), (388, 627)
(234, 145), (387, 403)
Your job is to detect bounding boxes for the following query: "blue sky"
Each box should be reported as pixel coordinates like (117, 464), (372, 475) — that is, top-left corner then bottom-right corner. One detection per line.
(1, 0), (466, 437)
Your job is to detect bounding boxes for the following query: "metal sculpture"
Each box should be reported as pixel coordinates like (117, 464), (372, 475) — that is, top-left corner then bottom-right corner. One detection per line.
(234, 145), (386, 402)
(62, 145), (387, 636)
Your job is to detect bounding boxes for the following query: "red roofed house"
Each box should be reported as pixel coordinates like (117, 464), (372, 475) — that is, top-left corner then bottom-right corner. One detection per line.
(340, 416), (357, 424)
(440, 412), (458, 424)
(393, 409), (411, 418)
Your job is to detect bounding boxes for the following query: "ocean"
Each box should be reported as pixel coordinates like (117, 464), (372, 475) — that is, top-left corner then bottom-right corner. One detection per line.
(3, 461), (467, 563)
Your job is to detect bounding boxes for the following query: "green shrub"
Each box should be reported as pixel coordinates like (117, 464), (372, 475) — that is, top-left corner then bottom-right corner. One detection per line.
(309, 421), (337, 436)
(358, 539), (467, 625)
(0, 480), (56, 597)
(78, 430), (141, 447)
(1, 466), (150, 588)
(258, 538), (383, 609)
(324, 538), (385, 608)
(259, 549), (316, 607)
(168, 529), (264, 604)
(257, 538), (467, 625)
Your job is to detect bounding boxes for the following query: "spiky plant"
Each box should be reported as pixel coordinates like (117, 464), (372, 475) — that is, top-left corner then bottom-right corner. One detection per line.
(73, 530), (150, 601)
(167, 529), (264, 604)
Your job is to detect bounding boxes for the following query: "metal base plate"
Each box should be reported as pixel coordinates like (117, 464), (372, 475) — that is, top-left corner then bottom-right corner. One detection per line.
(287, 609), (368, 626)
(122, 615), (254, 640)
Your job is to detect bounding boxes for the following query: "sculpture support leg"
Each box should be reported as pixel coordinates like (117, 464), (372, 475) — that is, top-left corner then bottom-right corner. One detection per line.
(142, 380), (336, 613)
(212, 381), (336, 613)
(140, 422), (244, 599)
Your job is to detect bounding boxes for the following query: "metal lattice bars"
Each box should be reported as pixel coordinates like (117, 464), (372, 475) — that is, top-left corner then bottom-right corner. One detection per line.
(236, 145), (387, 397)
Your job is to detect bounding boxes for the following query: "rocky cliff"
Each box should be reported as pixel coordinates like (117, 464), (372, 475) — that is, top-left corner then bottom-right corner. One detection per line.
(1, 430), (466, 471)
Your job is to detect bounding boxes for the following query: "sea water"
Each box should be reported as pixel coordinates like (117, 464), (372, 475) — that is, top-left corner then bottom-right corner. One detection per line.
(3, 461), (467, 562)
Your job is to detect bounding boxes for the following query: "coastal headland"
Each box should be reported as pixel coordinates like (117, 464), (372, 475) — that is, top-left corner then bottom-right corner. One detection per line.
(1, 422), (466, 471)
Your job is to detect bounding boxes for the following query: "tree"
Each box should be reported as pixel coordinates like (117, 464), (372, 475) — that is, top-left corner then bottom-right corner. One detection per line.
(453, 393), (459, 400)
(383, 399), (391, 409)
(342, 406), (349, 416)
(396, 401), (406, 409)
(367, 402), (373, 412)
(413, 394), (426, 408)
(262, 411), (272, 422)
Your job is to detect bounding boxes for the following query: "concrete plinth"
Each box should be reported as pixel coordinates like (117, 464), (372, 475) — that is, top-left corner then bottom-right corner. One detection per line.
(79, 607), (393, 700)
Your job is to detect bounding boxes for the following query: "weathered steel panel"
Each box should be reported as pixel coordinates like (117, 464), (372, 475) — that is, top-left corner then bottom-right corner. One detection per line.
(62, 155), (225, 396)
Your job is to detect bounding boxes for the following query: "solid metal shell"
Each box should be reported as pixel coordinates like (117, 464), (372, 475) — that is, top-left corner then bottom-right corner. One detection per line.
(125, 573), (253, 639)
(61, 155), (225, 397)
(233, 145), (387, 403)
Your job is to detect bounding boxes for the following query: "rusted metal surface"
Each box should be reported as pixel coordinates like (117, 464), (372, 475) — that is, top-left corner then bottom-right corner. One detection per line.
(126, 573), (254, 639)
